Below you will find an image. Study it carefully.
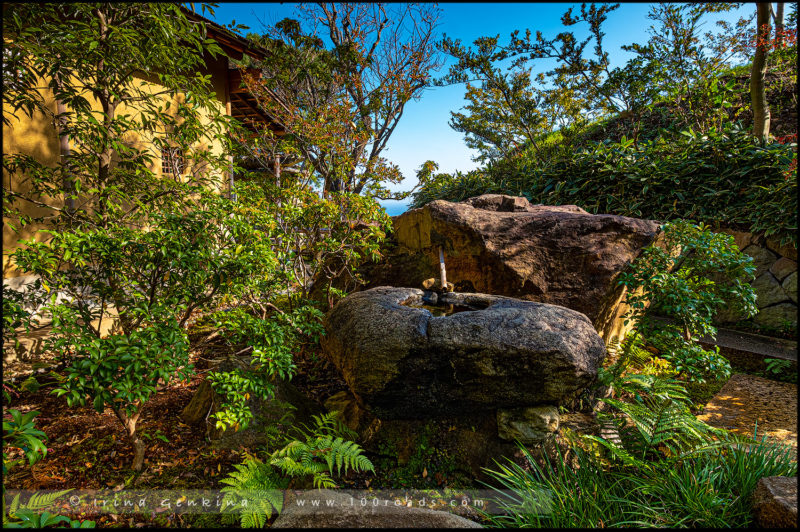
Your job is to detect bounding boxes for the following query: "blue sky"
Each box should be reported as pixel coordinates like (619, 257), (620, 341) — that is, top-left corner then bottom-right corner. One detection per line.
(204, 2), (754, 207)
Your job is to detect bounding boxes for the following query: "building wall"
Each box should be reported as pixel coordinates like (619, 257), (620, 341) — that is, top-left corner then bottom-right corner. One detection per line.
(2, 52), (232, 277)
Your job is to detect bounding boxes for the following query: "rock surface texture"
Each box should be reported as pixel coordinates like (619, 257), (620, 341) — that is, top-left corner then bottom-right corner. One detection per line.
(751, 476), (798, 528)
(271, 489), (483, 528)
(321, 287), (606, 420)
(363, 195), (661, 343)
(715, 229), (797, 331)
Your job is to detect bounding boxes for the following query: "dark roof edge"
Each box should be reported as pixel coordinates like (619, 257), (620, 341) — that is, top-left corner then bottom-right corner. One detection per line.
(180, 5), (268, 61)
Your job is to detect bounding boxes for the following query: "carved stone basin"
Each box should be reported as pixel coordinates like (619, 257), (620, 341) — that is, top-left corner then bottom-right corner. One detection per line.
(321, 287), (606, 419)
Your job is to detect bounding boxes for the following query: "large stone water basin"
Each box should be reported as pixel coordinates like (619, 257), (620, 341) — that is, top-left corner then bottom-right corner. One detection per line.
(321, 287), (606, 419)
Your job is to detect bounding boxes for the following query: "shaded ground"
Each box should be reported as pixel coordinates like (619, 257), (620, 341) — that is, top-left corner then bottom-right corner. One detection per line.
(697, 373), (798, 451)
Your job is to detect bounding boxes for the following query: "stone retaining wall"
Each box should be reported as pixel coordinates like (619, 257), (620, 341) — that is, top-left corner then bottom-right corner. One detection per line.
(716, 229), (797, 332)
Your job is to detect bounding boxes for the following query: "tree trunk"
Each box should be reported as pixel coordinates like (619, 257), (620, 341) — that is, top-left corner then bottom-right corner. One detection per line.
(750, 3), (772, 140)
(53, 74), (75, 216)
(126, 418), (145, 471)
(114, 408), (145, 471)
(131, 438), (145, 472)
(774, 3), (785, 46)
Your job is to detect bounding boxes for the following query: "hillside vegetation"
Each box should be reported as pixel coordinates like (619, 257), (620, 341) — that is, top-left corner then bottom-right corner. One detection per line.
(412, 5), (797, 246)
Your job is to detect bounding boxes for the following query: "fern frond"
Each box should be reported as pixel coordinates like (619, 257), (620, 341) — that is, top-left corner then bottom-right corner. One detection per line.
(220, 456), (284, 528)
(617, 374), (690, 403)
(240, 510), (265, 529)
(24, 490), (73, 511)
(312, 472), (337, 489)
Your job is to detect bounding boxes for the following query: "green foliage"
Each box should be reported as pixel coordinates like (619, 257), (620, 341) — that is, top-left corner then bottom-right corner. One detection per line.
(3, 491), (94, 528)
(208, 305), (323, 432)
(648, 335), (731, 383)
(2, 288), (35, 353)
(413, 126), (797, 247)
(52, 318), (191, 417)
(270, 412), (374, 489)
(221, 412), (373, 528)
(220, 457), (286, 528)
(483, 382), (797, 528)
(2, 3), (259, 471)
(238, 178), (392, 305)
(484, 444), (639, 528)
(761, 358), (798, 383)
(586, 388), (722, 469)
(3, 2), (232, 231)
(438, 4), (620, 164)
(618, 220), (756, 382)
(3, 410), (47, 476)
(2, 416), (94, 528)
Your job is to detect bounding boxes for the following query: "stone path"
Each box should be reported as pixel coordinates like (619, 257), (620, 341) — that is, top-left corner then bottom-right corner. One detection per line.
(697, 373), (798, 451)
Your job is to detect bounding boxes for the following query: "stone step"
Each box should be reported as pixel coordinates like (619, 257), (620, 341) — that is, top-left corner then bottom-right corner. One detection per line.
(650, 316), (797, 361)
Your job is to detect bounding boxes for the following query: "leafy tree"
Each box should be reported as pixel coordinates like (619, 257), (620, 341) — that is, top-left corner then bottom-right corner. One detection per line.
(3, 3), (232, 233)
(2, 3), (265, 470)
(619, 3), (749, 134)
(238, 3), (443, 198)
(438, 4), (621, 164)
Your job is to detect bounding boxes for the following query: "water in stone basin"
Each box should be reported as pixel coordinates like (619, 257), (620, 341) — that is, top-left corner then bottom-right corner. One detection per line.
(403, 302), (476, 317)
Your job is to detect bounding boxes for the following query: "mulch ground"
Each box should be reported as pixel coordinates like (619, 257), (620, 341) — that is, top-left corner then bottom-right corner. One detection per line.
(3, 332), (241, 526)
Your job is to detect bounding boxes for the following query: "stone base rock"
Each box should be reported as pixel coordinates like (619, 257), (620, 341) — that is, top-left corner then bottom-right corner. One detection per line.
(497, 406), (560, 444)
(271, 489), (483, 528)
(752, 476), (798, 528)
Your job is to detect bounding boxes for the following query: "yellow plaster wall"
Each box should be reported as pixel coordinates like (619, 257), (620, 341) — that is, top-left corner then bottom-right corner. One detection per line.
(2, 52), (231, 277)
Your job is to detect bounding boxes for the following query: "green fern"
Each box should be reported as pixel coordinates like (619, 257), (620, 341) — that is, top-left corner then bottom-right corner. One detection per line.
(599, 333), (653, 387)
(23, 490), (74, 512)
(270, 413), (374, 489)
(3, 490), (93, 529)
(220, 413), (374, 527)
(220, 456), (286, 528)
(585, 374), (725, 468)
(614, 373), (691, 404)
(271, 435), (373, 488)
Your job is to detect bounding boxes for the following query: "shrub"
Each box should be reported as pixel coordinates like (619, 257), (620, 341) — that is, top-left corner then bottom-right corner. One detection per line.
(483, 379), (797, 528)
(412, 125), (797, 247)
(618, 220), (757, 382)
(12, 191), (278, 471)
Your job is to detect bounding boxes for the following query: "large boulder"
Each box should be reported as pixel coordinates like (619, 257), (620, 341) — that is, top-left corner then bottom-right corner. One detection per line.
(321, 287), (606, 420)
(362, 195), (661, 344)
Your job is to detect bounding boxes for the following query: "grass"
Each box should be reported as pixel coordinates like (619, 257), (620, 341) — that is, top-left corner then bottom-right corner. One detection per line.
(482, 434), (797, 528)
